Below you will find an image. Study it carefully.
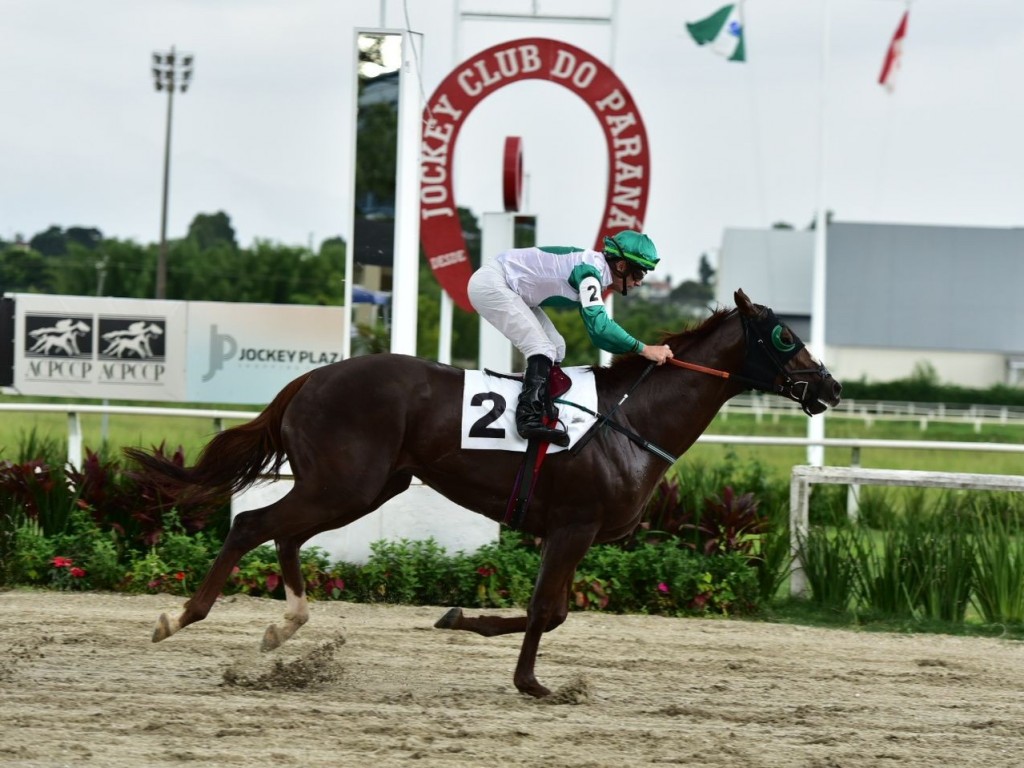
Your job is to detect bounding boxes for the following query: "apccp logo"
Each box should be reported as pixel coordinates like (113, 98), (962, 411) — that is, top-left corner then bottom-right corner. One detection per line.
(98, 317), (167, 360)
(24, 314), (93, 358)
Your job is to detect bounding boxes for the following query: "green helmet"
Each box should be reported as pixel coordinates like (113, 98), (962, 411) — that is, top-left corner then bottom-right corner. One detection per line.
(602, 230), (659, 271)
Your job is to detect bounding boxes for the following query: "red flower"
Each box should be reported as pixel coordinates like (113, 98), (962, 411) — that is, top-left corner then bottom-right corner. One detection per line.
(52, 556), (73, 568)
(476, 566), (496, 577)
(265, 573), (280, 592)
(174, 571), (186, 581)
(69, 567), (87, 578)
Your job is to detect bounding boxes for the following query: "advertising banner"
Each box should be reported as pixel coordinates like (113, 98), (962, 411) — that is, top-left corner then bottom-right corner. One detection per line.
(185, 301), (346, 404)
(12, 294), (187, 400)
(7, 294), (347, 404)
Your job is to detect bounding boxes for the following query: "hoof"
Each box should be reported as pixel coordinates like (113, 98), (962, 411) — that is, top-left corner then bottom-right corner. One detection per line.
(517, 681), (552, 699)
(152, 613), (173, 643)
(261, 624), (283, 652)
(434, 607), (463, 629)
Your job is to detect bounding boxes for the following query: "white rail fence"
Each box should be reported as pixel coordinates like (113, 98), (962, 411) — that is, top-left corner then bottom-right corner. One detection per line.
(723, 393), (1024, 432)
(788, 465), (1024, 597)
(4, 402), (1024, 469)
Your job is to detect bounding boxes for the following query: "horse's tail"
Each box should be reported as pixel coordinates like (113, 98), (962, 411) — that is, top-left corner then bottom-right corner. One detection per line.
(124, 370), (315, 507)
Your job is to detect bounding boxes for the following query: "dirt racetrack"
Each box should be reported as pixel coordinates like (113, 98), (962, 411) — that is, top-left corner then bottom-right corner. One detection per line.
(1, 590), (1022, 767)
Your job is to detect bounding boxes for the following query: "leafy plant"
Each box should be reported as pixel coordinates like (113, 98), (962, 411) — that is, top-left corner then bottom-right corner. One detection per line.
(0, 456), (75, 536)
(971, 506), (1024, 624)
(682, 487), (765, 556)
(798, 526), (859, 612)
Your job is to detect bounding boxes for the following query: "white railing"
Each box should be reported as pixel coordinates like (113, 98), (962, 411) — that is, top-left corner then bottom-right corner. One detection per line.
(788, 465), (1024, 597)
(3, 402), (1024, 469)
(722, 393), (1024, 432)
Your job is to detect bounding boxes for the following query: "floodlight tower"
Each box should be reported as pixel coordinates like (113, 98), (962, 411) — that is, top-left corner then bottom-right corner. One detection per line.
(151, 46), (194, 300)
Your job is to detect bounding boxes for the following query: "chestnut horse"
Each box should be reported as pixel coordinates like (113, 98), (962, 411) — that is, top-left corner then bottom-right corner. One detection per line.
(126, 289), (841, 697)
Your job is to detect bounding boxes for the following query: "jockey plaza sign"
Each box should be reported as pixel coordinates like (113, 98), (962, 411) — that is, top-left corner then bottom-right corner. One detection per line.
(419, 38), (651, 311)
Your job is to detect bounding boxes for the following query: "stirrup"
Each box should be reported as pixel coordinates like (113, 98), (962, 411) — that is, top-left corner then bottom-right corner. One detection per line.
(520, 421), (570, 448)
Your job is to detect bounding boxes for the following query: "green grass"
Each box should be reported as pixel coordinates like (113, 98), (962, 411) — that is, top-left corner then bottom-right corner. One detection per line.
(0, 394), (254, 462)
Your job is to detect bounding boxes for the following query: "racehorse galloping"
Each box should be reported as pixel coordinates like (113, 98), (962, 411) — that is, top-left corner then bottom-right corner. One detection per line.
(126, 289), (842, 698)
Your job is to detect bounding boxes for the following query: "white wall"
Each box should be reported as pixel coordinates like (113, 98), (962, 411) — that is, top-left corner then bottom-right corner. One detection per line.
(231, 476), (499, 565)
(827, 346), (1007, 388)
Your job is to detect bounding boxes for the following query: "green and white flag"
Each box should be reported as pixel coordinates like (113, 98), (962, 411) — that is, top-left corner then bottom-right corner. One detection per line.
(686, 4), (746, 62)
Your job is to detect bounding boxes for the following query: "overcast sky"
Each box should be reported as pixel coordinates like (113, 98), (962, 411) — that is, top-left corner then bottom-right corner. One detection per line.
(2, 0), (1021, 285)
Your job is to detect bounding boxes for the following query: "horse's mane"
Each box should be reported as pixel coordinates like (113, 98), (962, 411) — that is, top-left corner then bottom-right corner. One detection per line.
(604, 307), (734, 374)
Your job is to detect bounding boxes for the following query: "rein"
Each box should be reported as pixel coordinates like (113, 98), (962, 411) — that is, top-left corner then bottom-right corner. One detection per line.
(666, 355), (774, 393)
(568, 311), (822, 463)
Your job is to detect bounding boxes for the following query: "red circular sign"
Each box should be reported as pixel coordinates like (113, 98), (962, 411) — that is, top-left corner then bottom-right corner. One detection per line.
(420, 38), (651, 311)
(502, 136), (523, 213)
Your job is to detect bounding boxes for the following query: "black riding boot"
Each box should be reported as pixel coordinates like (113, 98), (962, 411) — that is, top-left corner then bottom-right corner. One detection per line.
(516, 355), (569, 447)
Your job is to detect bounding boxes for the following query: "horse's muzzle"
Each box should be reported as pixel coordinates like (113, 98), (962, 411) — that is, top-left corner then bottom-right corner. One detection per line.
(789, 367), (842, 416)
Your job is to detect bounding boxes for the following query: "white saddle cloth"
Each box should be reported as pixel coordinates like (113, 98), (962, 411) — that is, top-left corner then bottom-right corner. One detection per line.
(460, 367), (598, 453)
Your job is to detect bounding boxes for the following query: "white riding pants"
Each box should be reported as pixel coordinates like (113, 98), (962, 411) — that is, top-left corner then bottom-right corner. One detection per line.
(467, 259), (566, 363)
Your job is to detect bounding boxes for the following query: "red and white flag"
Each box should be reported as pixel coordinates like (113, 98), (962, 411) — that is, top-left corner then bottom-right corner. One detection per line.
(878, 10), (909, 92)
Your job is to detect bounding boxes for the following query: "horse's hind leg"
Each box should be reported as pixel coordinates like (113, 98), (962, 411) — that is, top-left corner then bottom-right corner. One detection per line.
(153, 498), (303, 643)
(261, 473), (413, 649)
(261, 536), (309, 651)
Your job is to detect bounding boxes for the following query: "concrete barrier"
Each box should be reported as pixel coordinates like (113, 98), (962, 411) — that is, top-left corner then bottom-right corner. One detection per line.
(231, 475), (499, 565)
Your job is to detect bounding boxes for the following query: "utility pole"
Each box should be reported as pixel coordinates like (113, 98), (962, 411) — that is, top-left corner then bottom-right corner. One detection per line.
(151, 46), (194, 300)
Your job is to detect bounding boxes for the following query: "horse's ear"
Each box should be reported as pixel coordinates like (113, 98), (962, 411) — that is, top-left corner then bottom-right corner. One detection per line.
(734, 288), (754, 315)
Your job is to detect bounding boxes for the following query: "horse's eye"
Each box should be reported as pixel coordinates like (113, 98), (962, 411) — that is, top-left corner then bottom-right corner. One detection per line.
(771, 325), (797, 353)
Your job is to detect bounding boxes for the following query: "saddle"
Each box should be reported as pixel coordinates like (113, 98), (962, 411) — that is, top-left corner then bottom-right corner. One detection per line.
(501, 364), (573, 530)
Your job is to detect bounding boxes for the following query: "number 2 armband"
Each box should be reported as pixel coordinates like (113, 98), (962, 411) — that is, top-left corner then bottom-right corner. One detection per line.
(577, 275), (603, 308)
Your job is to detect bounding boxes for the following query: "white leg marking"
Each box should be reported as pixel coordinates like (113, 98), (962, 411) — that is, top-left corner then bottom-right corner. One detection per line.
(261, 584), (310, 651)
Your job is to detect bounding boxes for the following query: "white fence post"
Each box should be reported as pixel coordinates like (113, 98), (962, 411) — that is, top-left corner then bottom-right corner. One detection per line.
(67, 412), (82, 469)
(789, 471), (811, 598)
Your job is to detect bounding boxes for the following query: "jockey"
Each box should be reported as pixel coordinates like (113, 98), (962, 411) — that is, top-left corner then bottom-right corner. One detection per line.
(467, 229), (675, 447)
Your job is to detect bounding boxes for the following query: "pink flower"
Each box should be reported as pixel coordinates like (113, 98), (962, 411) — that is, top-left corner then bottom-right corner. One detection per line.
(52, 556), (73, 568)
(657, 582), (670, 594)
(69, 567), (86, 578)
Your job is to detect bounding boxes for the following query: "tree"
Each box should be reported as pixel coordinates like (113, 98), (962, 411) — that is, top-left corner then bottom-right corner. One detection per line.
(187, 212), (237, 251)
(698, 253), (715, 286)
(0, 245), (52, 293)
(28, 226), (66, 257)
(65, 227), (103, 250)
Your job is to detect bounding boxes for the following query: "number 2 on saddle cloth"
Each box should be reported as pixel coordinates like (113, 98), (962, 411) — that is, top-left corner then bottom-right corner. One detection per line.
(503, 364), (573, 529)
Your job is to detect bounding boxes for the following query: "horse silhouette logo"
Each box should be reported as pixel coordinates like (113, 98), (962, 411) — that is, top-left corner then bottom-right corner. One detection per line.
(100, 320), (165, 360)
(26, 317), (92, 357)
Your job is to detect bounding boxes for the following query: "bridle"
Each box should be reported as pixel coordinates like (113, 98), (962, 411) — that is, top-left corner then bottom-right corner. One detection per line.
(568, 306), (834, 463)
(667, 309), (833, 416)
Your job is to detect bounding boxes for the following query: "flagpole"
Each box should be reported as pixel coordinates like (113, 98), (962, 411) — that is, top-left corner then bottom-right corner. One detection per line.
(807, 0), (831, 467)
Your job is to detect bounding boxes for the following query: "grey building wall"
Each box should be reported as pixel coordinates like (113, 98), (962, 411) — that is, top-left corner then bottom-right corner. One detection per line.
(826, 223), (1024, 354)
(717, 222), (1024, 356)
(715, 228), (814, 339)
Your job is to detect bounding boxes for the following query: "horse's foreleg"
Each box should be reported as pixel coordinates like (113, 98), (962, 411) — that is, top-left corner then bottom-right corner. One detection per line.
(434, 608), (532, 636)
(261, 537), (310, 651)
(514, 525), (597, 698)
